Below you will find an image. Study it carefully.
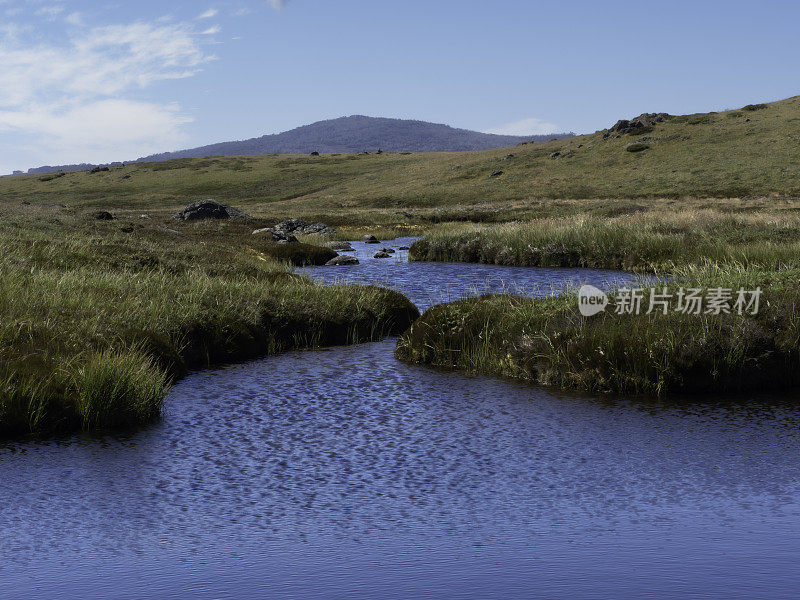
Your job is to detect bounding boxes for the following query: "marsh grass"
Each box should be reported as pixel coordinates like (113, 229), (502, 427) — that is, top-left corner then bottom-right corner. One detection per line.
(409, 210), (800, 272)
(397, 262), (800, 396)
(0, 211), (418, 438)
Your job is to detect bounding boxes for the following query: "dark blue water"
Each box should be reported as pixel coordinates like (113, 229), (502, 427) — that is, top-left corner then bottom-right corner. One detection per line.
(2, 240), (799, 599)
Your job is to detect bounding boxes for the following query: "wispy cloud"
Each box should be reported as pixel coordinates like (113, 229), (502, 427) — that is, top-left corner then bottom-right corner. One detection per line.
(0, 19), (210, 165)
(484, 117), (560, 136)
(267, 0), (290, 9)
(201, 25), (221, 35)
(197, 8), (218, 19)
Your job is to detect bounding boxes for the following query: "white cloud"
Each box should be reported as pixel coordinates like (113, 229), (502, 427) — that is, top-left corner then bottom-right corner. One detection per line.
(198, 8), (218, 19)
(0, 19), (209, 166)
(484, 117), (560, 136)
(201, 26), (221, 35)
(0, 100), (192, 164)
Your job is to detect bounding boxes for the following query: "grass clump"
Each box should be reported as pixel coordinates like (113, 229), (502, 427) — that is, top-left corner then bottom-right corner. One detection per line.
(0, 210), (418, 438)
(408, 210), (800, 272)
(397, 263), (800, 396)
(625, 143), (650, 152)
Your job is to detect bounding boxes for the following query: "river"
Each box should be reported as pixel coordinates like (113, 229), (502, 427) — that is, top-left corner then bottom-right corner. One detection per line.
(1, 238), (799, 599)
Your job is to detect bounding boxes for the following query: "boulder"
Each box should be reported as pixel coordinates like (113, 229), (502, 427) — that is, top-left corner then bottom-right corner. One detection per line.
(325, 241), (355, 250)
(90, 166), (109, 174)
(173, 200), (250, 221)
(379, 248), (396, 254)
(310, 151), (320, 156)
(271, 219), (336, 236)
(605, 112), (672, 137)
(490, 170), (504, 177)
(398, 246), (411, 251)
(374, 251), (391, 258)
(93, 211), (115, 220)
(362, 235), (380, 244)
(325, 255), (360, 266)
(252, 227), (298, 243)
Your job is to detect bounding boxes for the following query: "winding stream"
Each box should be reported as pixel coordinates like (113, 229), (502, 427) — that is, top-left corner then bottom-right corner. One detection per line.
(1, 238), (800, 599)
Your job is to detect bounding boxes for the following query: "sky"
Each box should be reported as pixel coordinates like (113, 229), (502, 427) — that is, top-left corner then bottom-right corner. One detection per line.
(1, 0), (799, 174)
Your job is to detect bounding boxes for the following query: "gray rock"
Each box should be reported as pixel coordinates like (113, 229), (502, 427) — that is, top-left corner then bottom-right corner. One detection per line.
(252, 227), (298, 243)
(490, 170), (503, 177)
(325, 255), (360, 266)
(173, 200), (250, 221)
(379, 247), (396, 254)
(272, 218), (336, 236)
(374, 251), (391, 258)
(362, 235), (380, 244)
(325, 241), (355, 250)
(398, 246), (411, 251)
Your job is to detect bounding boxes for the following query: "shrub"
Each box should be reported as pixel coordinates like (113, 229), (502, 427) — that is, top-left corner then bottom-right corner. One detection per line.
(626, 143), (650, 153)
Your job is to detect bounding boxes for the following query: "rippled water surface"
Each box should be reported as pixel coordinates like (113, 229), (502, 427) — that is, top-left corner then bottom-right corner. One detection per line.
(2, 239), (800, 599)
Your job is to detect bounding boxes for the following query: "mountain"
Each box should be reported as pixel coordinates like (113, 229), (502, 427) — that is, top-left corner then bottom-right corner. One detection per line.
(135, 116), (573, 163)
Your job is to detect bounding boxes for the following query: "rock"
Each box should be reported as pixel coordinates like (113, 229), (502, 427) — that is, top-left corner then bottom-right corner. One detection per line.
(252, 227), (298, 243)
(606, 112), (672, 136)
(362, 235), (380, 244)
(398, 246), (411, 251)
(374, 251), (391, 258)
(140, 214), (151, 219)
(93, 211), (115, 220)
(377, 149), (384, 154)
(90, 166), (109, 174)
(504, 154), (515, 160)
(325, 255), (360, 266)
(379, 247), (396, 254)
(550, 152), (561, 159)
(310, 151), (320, 156)
(490, 170), (503, 177)
(325, 241), (355, 250)
(173, 200), (250, 221)
(122, 175), (131, 180)
(303, 222), (337, 235)
(120, 225), (134, 233)
(271, 219), (336, 236)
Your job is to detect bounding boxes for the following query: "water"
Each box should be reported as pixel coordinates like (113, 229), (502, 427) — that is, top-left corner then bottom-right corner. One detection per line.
(2, 240), (799, 599)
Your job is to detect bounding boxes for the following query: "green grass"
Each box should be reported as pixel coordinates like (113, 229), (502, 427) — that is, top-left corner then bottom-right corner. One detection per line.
(0, 210), (418, 438)
(2, 95), (799, 231)
(397, 262), (800, 396)
(408, 210), (800, 272)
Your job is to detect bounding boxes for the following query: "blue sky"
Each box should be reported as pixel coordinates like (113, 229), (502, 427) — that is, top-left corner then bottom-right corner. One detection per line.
(1, 0), (799, 174)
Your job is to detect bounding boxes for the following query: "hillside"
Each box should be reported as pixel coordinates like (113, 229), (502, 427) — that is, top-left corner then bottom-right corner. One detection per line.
(137, 115), (571, 162)
(2, 95), (799, 227)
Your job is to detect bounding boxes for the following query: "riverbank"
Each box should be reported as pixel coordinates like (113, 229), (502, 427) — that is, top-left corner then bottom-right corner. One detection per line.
(0, 210), (418, 438)
(397, 261), (800, 396)
(408, 209), (800, 272)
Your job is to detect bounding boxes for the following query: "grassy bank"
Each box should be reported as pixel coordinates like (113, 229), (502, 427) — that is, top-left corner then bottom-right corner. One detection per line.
(0, 209), (418, 438)
(397, 263), (800, 396)
(408, 209), (800, 272)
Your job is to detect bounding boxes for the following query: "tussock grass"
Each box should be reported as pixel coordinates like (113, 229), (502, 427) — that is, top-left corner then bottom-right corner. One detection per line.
(0, 211), (418, 438)
(397, 262), (800, 396)
(409, 210), (800, 272)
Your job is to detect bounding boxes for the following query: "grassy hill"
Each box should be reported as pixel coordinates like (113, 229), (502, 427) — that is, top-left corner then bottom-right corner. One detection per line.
(1, 96), (799, 228)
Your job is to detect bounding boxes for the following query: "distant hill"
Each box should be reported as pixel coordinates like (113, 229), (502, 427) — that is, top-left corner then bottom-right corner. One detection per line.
(5, 96), (798, 205)
(17, 116), (572, 175)
(136, 116), (572, 163)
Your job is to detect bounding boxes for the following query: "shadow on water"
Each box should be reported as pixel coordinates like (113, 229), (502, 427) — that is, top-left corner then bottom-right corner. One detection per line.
(2, 238), (800, 599)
